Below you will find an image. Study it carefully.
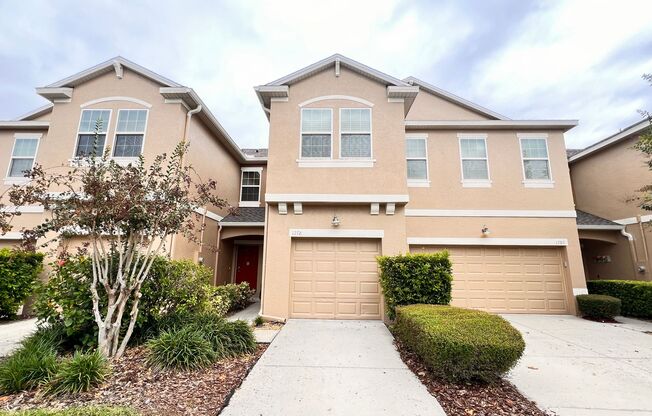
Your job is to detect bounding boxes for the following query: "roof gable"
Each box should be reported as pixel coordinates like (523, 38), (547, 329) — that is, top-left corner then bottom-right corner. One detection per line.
(569, 118), (651, 163)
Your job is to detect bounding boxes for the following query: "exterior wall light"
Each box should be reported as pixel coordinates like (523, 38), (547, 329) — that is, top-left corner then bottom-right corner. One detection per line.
(331, 215), (340, 227)
(481, 225), (490, 236)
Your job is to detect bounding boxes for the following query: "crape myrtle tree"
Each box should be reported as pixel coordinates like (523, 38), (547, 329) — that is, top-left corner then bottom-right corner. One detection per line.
(634, 73), (652, 212)
(0, 122), (228, 358)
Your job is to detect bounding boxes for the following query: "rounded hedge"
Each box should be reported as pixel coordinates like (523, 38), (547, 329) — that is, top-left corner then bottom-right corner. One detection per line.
(576, 294), (621, 319)
(393, 304), (525, 383)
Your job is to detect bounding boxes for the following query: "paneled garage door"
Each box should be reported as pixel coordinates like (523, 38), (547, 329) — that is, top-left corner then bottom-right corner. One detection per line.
(411, 245), (570, 314)
(290, 238), (382, 319)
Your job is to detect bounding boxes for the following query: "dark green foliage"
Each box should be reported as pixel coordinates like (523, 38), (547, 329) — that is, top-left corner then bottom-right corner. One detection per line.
(377, 252), (453, 319)
(0, 336), (59, 393)
(576, 294), (621, 319)
(393, 305), (525, 383)
(0, 249), (44, 318)
(211, 282), (254, 315)
(146, 327), (215, 371)
(44, 351), (109, 395)
(0, 407), (138, 416)
(587, 280), (652, 318)
(254, 316), (264, 327)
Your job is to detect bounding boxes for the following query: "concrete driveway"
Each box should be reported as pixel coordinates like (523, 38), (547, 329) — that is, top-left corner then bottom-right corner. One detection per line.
(221, 319), (445, 416)
(504, 314), (652, 416)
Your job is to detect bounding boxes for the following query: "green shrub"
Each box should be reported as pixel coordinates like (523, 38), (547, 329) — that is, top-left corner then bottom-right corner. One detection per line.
(394, 305), (525, 383)
(587, 280), (652, 318)
(211, 282), (254, 314)
(576, 294), (621, 319)
(209, 320), (257, 357)
(0, 249), (44, 318)
(146, 327), (215, 371)
(377, 252), (453, 319)
(0, 406), (138, 415)
(44, 351), (109, 396)
(254, 316), (264, 327)
(0, 337), (59, 393)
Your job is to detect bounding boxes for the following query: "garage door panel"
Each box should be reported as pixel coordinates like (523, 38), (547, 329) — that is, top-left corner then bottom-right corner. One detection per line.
(412, 245), (569, 314)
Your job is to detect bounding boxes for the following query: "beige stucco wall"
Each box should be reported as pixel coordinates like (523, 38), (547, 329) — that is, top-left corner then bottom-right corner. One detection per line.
(406, 90), (490, 121)
(570, 135), (652, 280)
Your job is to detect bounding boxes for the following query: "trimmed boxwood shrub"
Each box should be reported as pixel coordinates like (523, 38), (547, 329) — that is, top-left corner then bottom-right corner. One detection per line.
(576, 294), (621, 319)
(587, 280), (652, 319)
(0, 249), (44, 318)
(377, 252), (452, 319)
(394, 304), (525, 383)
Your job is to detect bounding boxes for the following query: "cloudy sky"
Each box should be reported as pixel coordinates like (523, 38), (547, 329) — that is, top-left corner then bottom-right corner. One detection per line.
(1, 0), (651, 149)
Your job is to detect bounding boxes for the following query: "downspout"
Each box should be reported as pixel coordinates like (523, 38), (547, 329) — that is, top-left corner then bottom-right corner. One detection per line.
(213, 223), (223, 286)
(621, 228), (639, 277)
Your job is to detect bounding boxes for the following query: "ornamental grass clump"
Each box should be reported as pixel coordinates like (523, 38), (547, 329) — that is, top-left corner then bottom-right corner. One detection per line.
(44, 350), (109, 396)
(0, 338), (59, 393)
(146, 327), (215, 371)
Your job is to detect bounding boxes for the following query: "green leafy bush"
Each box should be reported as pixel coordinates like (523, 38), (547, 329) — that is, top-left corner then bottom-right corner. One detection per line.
(393, 304), (525, 383)
(146, 326), (215, 371)
(44, 351), (109, 395)
(0, 406), (138, 415)
(211, 282), (254, 314)
(587, 280), (652, 318)
(254, 316), (264, 327)
(377, 252), (453, 319)
(0, 336), (59, 393)
(576, 294), (621, 319)
(0, 249), (44, 318)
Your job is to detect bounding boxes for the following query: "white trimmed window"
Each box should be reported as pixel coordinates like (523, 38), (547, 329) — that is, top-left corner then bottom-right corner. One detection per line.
(113, 109), (148, 157)
(7, 134), (40, 178)
(340, 108), (371, 158)
(459, 135), (490, 187)
(301, 108), (332, 158)
(406, 135), (429, 186)
(519, 135), (553, 187)
(75, 109), (110, 157)
(240, 167), (262, 207)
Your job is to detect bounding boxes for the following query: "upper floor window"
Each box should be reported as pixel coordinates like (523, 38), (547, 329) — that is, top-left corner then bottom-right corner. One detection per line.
(301, 108), (332, 158)
(8, 135), (40, 178)
(75, 109), (110, 157)
(459, 135), (490, 187)
(520, 136), (552, 185)
(406, 135), (429, 185)
(240, 167), (262, 207)
(114, 109), (148, 157)
(340, 108), (371, 158)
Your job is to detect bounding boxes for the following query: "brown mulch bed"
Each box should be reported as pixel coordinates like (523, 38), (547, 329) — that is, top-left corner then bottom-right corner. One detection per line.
(395, 340), (551, 416)
(1, 345), (267, 415)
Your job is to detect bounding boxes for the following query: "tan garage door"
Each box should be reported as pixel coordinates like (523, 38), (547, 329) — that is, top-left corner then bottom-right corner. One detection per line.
(411, 245), (570, 314)
(290, 238), (382, 319)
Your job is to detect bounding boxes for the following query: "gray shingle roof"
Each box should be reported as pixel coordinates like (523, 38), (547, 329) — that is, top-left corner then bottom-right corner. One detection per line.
(566, 149), (582, 158)
(221, 207), (265, 223)
(576, 210), (621, 227)
(241, 148), (268, 158)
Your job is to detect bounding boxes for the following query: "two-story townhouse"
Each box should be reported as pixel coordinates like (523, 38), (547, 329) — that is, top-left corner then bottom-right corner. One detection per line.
(0, 57), (267, 284)
(255, 54), (586, 320)
(569, 119), (652, 281)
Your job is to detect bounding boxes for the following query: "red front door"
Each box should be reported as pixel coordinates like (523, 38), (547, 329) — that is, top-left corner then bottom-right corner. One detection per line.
(235, 245), (259, 290)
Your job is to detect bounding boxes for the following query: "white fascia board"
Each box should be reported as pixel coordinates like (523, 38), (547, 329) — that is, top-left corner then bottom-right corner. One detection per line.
(289, 229), (384, 238)
(405, 120), (578, 131)
(569, 118), (651, 163)
(407, 237), (569, 246)
(220, 222), (265, 227)
(194, 207), (223, 222)
(0, 121), (50, 130)
(266, 194), (410, 204)
(577, 225), (624, 230)
(14, 104), (54, 121)
(405, 209), (576, 218)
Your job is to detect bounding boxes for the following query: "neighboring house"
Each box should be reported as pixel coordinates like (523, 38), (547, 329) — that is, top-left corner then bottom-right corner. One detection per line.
(0, 57), (267, 285)
(255, 54), (585, 319)
(569, 119), (652, 281)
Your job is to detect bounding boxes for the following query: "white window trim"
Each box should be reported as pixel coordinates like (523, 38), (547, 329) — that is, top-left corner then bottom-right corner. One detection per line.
(5, 133), (42, 184)
(296, 159), (375, 168)
(518, 133), (554, 188)
(406, 134), (430, 187)
(72, 108), (113, 160)
(239, 167), (263, 207)
(458, 133), (491, 188)
(338, 108), (373, 160)
(299, 108), (333, 160)
(111, 109), (149, 160)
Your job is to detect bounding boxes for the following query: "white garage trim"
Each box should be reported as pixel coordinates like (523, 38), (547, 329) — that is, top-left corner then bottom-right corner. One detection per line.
(405, 209), (576, 218)
(407, 237), (568, 246)
(290, 229), (384, 238)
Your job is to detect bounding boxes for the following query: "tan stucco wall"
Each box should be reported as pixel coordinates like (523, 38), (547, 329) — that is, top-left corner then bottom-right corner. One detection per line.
(406, 90), (490, 121)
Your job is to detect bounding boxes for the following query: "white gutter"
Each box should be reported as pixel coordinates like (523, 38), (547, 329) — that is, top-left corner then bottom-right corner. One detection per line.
(621, 228), (640, 276)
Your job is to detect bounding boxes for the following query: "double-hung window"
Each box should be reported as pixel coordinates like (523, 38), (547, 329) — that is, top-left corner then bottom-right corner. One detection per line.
(406, 135), (429, 185)
(519, 135), (553, 187)
(7, 134), (40, 179)
(240, 168), (262, 207)
(459, 135), (490, 187)
(75, 109), (110, 157)
(300, 108), (332, 158)
(114, 109), (147, 157)
(340, 108), (371, 158)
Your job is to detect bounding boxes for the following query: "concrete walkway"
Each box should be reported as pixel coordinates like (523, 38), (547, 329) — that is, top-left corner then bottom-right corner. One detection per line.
(0, 318), (38, 357)
(504, 314), (652, 416)
(221, 319), (445, 416)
